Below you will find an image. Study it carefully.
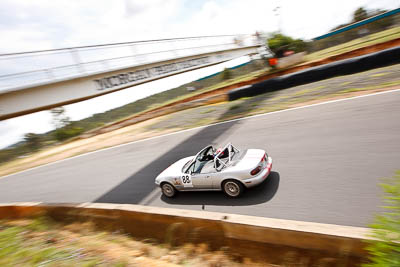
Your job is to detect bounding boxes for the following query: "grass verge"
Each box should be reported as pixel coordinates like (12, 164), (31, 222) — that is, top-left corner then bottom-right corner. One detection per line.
(0, 216), (270, 266)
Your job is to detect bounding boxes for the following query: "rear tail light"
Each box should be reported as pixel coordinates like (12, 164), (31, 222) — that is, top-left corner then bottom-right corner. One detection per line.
(250, 166), (262, 175)
(266, 161), (272, 171)
(251, 154), (269, 176)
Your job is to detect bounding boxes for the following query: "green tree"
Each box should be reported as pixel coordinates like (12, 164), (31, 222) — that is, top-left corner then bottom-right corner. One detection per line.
(50, 107), (83, 141)
(353, 7), (368, 22)
(50, 107), (70, 129)
(24, 133), (41, 151)
(363, 170), (400, 266)
(267, 33), (307, 56)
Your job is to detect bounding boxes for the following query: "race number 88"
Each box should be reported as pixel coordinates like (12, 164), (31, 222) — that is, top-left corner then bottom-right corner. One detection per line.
(182, 175), (191, 184)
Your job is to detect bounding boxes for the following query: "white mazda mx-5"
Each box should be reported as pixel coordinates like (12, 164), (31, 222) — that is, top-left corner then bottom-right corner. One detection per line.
(155, 143), (272, 198)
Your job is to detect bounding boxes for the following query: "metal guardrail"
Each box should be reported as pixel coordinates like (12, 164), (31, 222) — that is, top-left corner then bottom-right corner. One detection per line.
(0, 35), (260, 92)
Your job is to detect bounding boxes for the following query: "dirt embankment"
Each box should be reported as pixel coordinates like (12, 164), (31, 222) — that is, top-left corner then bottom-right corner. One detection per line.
(79, 38), (400, 138)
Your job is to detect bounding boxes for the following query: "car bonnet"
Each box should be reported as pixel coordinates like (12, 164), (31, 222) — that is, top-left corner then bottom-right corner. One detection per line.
(157, 156), (194, 178)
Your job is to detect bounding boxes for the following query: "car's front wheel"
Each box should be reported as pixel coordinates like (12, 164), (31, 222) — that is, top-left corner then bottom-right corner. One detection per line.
(161, 183), (177, 198)
(222, 180), (244, 198)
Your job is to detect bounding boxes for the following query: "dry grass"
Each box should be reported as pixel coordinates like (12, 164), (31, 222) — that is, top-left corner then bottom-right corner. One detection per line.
(0, 217), (272, 267)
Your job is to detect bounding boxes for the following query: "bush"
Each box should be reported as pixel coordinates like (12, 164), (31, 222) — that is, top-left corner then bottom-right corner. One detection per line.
(363, 170), (400, 266)
(54, 127), (84, 141)
(0, 149), (15, 164)
(221, 68), (232, 80)
(24, 133), (42, 151)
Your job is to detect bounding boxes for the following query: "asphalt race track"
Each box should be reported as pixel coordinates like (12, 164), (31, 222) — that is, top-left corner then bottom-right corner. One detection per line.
(1, 89), (400, 227)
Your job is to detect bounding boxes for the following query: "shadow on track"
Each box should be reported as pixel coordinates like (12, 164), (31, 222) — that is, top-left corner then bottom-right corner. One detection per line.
(95, 120), (240, 204)
(160, 171), (280, 206)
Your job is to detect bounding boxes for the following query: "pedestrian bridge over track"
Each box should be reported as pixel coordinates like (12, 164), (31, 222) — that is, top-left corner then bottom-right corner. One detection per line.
(0, 35), (265, 120)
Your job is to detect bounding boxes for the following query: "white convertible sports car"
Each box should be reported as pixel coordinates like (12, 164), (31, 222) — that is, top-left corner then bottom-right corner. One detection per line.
(155, 143), (272, 198)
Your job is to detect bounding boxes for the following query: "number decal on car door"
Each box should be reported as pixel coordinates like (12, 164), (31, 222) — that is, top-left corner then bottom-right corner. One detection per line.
(181, 175), (193, 187)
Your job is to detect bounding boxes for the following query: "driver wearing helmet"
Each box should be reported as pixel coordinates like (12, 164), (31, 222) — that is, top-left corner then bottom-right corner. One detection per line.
(216, 147), (228, 158)
(202, 147), (227, 162)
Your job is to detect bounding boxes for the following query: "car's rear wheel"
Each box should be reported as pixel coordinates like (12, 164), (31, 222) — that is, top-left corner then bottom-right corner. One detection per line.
(222, 180), (243, 198)
(161, 183), (176, 198)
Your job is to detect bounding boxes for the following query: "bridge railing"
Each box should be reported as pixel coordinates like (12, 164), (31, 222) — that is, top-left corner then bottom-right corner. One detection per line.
(0, 35), (260, 92)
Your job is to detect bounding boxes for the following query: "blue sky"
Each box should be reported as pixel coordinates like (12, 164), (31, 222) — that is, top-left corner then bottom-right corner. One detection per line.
(0, 0), (399, 148)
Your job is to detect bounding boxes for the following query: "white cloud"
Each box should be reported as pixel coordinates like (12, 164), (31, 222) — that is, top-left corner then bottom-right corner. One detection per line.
(0, 111), (53, 148)
(1, 0), (398, 51)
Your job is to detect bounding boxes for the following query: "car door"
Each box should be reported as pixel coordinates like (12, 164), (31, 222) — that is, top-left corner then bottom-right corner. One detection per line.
(211, 157), (227, 189)
(190, 172), (212, 189)
(180, 161), (210, 189)
(194, 159), (218, 189)
(181, 146), (214, 189)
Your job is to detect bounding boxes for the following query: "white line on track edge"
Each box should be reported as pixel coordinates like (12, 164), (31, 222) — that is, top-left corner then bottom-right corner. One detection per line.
(2, 87), (400, 179)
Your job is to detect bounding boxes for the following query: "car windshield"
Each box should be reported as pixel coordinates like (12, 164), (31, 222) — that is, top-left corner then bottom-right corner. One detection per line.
(182, 145), (215, 173)
(182, 159), (192, 173)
